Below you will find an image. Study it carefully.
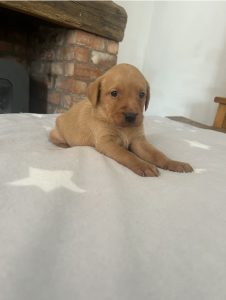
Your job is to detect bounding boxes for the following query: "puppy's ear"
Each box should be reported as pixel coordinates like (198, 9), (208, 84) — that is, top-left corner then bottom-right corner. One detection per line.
(87, 77), (102, 107)
(145, 80), (150, 111)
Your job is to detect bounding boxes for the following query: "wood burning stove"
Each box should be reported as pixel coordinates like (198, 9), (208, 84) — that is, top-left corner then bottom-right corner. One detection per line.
(0, 59), (29, 113)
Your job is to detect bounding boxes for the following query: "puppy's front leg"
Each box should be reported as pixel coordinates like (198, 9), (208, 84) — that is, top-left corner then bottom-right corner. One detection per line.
(96, 138), (159, 177)
(130, 136), (193, 173)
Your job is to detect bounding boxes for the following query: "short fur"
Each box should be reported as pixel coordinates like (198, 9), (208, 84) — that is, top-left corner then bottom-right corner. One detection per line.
(49, 64), (193, 176)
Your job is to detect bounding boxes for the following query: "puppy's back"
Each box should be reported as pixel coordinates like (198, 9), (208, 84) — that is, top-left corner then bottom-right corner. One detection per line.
(56, 99), (95, 147)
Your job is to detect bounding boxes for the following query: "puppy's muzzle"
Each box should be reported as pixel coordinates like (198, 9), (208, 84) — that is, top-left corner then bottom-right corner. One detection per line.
(123, 112), (138, 124)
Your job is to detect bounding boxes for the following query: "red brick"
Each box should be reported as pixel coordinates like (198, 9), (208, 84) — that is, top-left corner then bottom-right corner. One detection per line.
(47, 76), (54, 89)
(74, 64), (102, 81)
(75, 30), (105, 50)
(51, 62), (64, 75)
(91, 51), (117, 69)
(47, 103), (58, 114)
(55, 106), (67, 113)
(56, 78), (87, 94)
(55, 30), (65, 46)
(62, 95), (73, 109)
(63, 46), (75, 60)
(55, 47), (64, 60)
(74, 47), (90, 63)
(64, 63), (75, 76)
(48, 92), (61, 105)
(65, 30), (77, 44)
(107, 41), (119, 55)
(71, 94), (86, 103)
(56, 46), (75, 61)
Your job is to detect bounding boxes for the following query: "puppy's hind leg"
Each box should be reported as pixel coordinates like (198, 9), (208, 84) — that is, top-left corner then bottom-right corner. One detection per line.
(49, 128), (69, 148)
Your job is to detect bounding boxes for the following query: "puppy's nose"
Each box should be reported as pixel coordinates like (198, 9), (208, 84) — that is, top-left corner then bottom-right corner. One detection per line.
(123, 112), (138, 123)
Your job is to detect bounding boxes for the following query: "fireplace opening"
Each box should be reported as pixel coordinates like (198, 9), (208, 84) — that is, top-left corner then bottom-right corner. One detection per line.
(0, 59), (29, 113)
(0, 3), (126, 114)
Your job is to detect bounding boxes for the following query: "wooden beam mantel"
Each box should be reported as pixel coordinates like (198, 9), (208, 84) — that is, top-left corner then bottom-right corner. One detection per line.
(0, 1), (127, 42)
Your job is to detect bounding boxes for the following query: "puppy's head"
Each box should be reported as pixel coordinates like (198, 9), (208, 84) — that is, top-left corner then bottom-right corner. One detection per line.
(87, 64), (150, 127)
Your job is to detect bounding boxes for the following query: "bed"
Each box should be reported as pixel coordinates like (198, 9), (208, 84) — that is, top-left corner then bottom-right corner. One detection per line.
(0, 113), (226, 300)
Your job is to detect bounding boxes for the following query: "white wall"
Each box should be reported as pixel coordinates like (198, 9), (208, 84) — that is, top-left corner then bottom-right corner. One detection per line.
(116, 1), (154, 70)
(117, 1), (226, 125)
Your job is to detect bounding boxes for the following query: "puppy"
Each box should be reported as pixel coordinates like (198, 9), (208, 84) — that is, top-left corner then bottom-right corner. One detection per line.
(49, 63), (193, 176)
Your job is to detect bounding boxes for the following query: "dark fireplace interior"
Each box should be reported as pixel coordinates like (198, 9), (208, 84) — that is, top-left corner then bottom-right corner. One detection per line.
(0, 7), (61, 113)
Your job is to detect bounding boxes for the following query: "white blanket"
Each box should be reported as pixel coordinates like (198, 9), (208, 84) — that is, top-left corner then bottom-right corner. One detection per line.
(0, 113), (226, 300)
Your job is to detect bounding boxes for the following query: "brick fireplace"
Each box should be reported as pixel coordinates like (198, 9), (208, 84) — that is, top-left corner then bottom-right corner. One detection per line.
(0, 1), (127, 113)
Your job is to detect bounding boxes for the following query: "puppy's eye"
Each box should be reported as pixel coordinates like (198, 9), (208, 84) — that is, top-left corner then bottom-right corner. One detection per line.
(139, 91), (145, 99)
(111, 90), (118, 97)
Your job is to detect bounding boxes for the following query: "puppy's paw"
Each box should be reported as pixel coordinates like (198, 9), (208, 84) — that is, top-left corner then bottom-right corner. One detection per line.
(165, 160), (193, 173)
(133, 162), (160, 177)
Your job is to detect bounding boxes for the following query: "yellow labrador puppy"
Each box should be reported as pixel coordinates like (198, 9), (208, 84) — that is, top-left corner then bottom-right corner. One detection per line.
(50, 64), (193, 176)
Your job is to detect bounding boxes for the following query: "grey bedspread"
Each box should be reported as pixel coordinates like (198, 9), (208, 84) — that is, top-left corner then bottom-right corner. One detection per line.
(0, 113), (226, 300)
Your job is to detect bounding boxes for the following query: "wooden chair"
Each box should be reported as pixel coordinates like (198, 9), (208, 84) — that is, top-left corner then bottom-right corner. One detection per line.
(213, 97), (226, 129)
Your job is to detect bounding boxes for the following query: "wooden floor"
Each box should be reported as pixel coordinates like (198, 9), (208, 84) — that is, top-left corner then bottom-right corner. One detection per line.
(167, 116), (226, 133)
